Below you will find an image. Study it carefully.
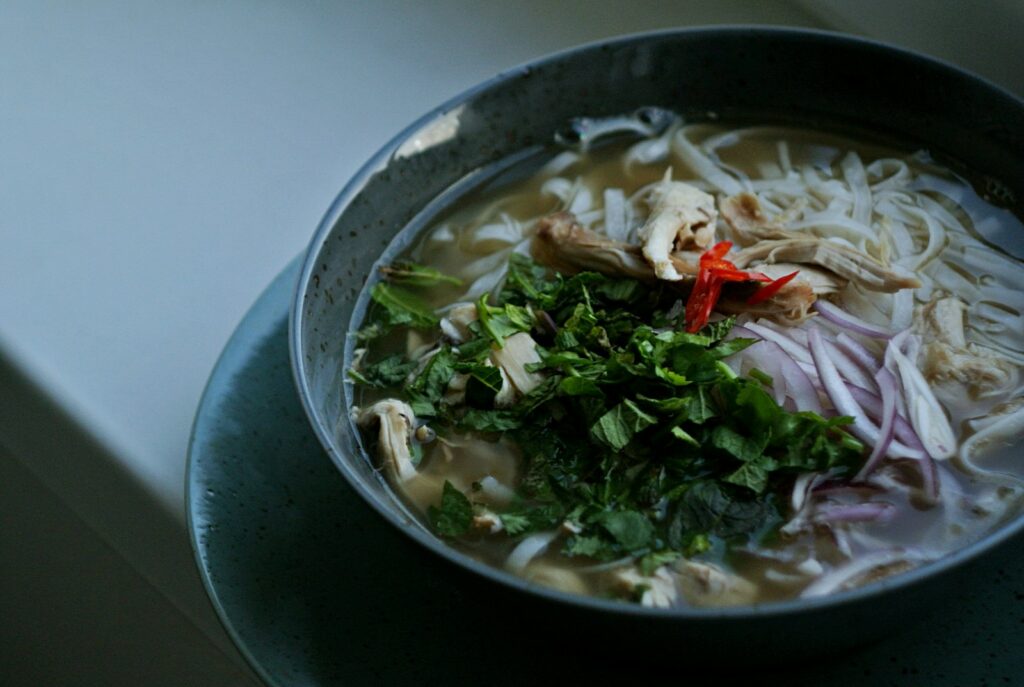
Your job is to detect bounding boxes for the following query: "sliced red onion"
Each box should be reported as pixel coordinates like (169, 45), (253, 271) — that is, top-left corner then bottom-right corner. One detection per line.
(856, 368), (898, 479)
(808, 329), (924, 460)
(734, 326), (822, 414)
(884, 331), (957, 459)
(757, 318), (810, 348)
(812, 483), (883, 498)
(823, 338), (875, 391)
(744, 321), (813, 364)
(790, 472), (820, 512)
(814, 300), (893, 339)
(846, 384), (924, 450)
(835, 332), (882, 375)
(813, 502), (896, 524)
(919, 450), (939, 501)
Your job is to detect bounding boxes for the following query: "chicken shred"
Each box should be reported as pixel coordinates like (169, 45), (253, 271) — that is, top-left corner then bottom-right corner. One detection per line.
(532, 211), (815, 324)
(490, 332), (544, 398)
(722, 192), (919, 293)
(732, 238), (920, 293)
(355, 400), (419, 482)
(915, 296), (1018, 398)
(638, 179), (717, 281)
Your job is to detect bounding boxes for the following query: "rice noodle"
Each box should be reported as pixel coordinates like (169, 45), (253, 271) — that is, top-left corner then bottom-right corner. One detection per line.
(670, 127), (744, 195)
(800, 550), (928, 598)
(366, 118), (1024, 607)
(506, 531), (559, 574)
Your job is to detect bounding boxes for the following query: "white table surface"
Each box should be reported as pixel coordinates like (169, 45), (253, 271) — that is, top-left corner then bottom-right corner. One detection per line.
(0, 1), (1020, 683)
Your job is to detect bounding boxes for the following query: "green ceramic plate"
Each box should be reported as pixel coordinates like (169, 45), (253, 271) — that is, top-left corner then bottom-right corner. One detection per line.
(187, 260), (1024, 686)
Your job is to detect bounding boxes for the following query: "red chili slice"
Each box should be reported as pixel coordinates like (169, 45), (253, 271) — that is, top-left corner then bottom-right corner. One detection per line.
(700, 241), (733, 264)
(747, 270), (800, 305)
(709, 267), (772, 283)
(686, 243), (792, 332)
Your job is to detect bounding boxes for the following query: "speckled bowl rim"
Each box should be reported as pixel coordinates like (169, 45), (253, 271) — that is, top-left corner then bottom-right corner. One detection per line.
(290, 26), (1024, 622)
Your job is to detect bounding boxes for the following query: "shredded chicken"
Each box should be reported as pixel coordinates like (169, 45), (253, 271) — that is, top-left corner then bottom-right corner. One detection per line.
(731, 238), (920, 293)
(723, 192), (919, 293)
(444, 372), (470, 406)
(439, 302), (478, 343)
(533, 212), (669, 281)
(355, 400), (418, 482)
(533, 211), (814, 324)
(720, 192), (791, 244)
(471, 510), (504, 534)
(756, 262), (845, 296)
(490, 332), (544, 399)
(613, 566), (679, 608)
(491, 363), (518, 408)
(524, 562), (589, 595)
(639, 179), (717, 281)
(674, 561), (758, 607)
(717, 279), (817, 325)
(915, 297), (1019, 398)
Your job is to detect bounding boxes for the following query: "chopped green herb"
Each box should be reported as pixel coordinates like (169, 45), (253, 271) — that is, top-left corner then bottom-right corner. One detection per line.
(347, 353), (415, 388)
(359, 256), (866, 571)
(428, 481), (473, 537)
(366, 280), (438, 331)
(381, 262), (463, 287)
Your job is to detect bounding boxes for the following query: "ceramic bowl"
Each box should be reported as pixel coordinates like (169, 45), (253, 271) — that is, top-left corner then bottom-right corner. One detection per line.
(289, 27), (1024, 658)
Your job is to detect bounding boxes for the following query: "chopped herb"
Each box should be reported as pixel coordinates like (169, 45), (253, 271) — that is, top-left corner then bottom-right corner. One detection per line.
(366, 278), (438, 333)
(381, 262), (463, 287)
(428, 481), (473, 537)
(358, 256), (866, 571)
(347, 353), (415, 388)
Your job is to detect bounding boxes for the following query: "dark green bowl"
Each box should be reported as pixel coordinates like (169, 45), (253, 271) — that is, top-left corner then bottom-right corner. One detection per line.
(290, 27), (1024, 657)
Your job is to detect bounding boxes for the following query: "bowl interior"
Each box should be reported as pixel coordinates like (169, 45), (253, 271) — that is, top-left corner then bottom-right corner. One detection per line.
(290, 27), (1024, 617)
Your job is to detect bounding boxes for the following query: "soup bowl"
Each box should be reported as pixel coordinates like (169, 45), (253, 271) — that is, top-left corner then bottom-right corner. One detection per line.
(289, 27), (1024, 658)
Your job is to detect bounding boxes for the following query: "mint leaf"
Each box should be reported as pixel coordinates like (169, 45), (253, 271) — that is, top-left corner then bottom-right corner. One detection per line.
(406, 347), (456, 417)
(458, 409), (521, 432)
(464, 365), (504, 407)
(369, 282), (439, 329)
(724, 458), (776, 494)
(676, 482), (776, 538)
(590, 399), (657, 450)
(558, 376), (603, 397)
(476, 294), (533, 347)
(381, 262), (463, 287)
(599, 510), (655, 551)
(348, 353), (415, 388)
(711, 425), (767, 463)
(428, 481), (473, 537)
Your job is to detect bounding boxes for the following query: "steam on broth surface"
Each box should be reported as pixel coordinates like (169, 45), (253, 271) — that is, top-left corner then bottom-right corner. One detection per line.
(349, 112), (1024, 607)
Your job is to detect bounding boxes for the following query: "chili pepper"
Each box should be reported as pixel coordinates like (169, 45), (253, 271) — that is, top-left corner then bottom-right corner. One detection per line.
(747, 270), (800, 305)
(685, 242), (780, 332)
(709, 267), (772, 283)
(701, 241), (732, 264)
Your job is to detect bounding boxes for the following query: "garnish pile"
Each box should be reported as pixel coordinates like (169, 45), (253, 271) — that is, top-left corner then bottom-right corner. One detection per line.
(353, 255), (865, 568)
